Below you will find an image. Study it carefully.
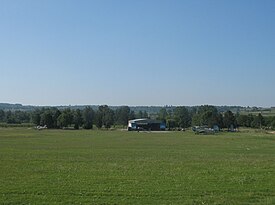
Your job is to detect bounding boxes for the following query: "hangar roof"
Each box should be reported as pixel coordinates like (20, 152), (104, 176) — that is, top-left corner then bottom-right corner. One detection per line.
(129, 118), (162, 124)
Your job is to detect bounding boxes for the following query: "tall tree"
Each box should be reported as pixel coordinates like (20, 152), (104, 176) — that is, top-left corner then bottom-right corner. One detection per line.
(95, 110), (103, 129)
(143, 111), (149, 118)
(115, 106), (130, 126)
(223, 111), (236, 130)
(251, 113), (265, 128)
(13, 111), (30, 123)
(236, 115), (248, 127)
(102, 106), (115, 129)
(174, 106), (191, 128)
(40, 109), (54, 128)
(271, 117), (275, 129)
(5, 111), (16, 124)
(82, 107), (94, 129)
(166, 110), (176, 130)
(57, 108), (73, 128)
(96, 105), (115, 129)
(74, 109), (83, 129)
(157, 108), (168, 123)
(52, 108), (61, 128)
(136, 111), (143, 119)
(129, 111), (136, 120)
(32, 109), (42, 126)
(0, 109), (4, 122)
(192, 105), (220, 128)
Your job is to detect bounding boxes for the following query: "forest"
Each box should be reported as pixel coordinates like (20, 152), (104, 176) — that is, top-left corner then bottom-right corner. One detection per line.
(0, 105), (275, 130)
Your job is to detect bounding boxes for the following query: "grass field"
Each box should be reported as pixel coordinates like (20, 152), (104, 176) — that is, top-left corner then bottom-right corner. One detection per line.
(240, 108), (275, 117)
(0, 128), (275, 204)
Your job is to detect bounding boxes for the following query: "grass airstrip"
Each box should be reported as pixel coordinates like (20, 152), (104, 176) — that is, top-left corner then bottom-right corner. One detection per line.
(0, 128), (275, 204)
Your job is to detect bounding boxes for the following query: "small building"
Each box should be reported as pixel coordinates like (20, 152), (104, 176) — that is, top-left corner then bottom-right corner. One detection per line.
(128, 119), (166, 131)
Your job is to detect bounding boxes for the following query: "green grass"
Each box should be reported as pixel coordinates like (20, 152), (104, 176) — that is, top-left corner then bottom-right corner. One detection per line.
(0, 128), (275, 204)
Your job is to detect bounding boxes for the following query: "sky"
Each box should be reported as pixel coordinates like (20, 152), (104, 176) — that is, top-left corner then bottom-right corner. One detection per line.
(0, 0), (274, 107)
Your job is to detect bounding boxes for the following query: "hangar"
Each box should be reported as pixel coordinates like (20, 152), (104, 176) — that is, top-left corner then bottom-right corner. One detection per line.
(128, 119), (166, 131)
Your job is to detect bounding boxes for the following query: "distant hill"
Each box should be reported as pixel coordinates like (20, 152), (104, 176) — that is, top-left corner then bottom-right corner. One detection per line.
(1, 103), (272, 115)
(0, 103), (35, 111)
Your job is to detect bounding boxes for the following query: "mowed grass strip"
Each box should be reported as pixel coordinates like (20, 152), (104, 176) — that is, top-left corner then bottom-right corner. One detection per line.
(0, 129), (275, 204)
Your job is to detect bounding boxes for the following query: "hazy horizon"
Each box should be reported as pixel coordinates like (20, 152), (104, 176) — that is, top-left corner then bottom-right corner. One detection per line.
(1, 0), (274, 107)
(0, 101), (273, 109)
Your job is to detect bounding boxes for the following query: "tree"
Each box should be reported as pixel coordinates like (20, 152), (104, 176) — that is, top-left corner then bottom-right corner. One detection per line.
(246, 114), (254, 127)
(190, 107), (197, 119)
(251, 113), (265, 129)
(166, 118), (176, 130)
(95, 110), (103, 129)
(57, 108), (73, 128)
(40, 109), (54, 128)
(0, 109), (4, 122)
(236, 115), (248, 127)
(271, 117), (275, 130)
(52, 108), (61, 128)
(216, 113), (224, 128)
(265, 116), (275, 129)
(136, 111), (148, 119)
(115, 106), (130, 126)
(166, 109), (176, 130)
(73, 109), (83, 129)
(5, 111), (16, 124)
(157, 108), (168, 123)
(223, 111), (236, 130)
(82, 107), (94, 129)
(191, 113), (201, 126)
(13, 111), (30, 123)
(257, 113), (265, 128)
(136, 111), (143, 119)
(192, 105), (220, 128)
(143, 111), (149, 118)
(57, 114), (65, 128)
(102, 106), (114, 129)
(32, 109), (42, 126)
(129, 111), (136, 120)
(95, 105), (115, 129)
(174, 106), (191, 128)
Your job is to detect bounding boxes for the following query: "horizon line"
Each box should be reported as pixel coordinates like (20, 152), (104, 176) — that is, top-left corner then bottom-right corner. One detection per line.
(0, 102), (273, 108)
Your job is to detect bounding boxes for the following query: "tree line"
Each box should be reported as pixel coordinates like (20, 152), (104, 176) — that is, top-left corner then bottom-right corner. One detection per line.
(157, 105), (275, 130)
(0, 105), (139, 129)
(31, 105), (134, 129)
(0, 105), (275, 130)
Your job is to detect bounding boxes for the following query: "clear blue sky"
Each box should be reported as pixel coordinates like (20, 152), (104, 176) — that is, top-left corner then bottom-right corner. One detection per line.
(0, 0), (274, 107)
